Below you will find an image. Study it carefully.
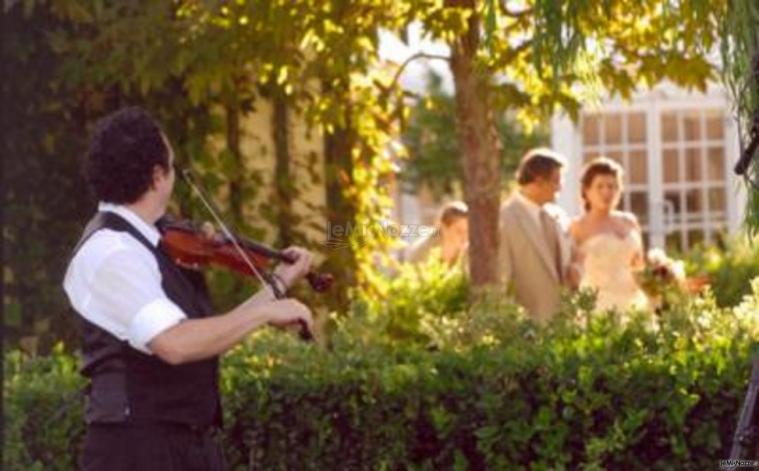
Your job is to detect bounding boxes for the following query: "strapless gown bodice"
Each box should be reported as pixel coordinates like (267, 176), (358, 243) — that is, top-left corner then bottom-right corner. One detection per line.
(578, 232), (649, 311)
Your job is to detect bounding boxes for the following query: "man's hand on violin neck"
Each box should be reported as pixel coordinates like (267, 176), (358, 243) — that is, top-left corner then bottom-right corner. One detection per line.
(261, 298), (313, 329)
(274, 246), (313, 288)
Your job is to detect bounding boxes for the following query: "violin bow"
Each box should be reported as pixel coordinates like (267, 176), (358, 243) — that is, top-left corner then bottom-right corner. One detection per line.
(178, 166), (313, 341)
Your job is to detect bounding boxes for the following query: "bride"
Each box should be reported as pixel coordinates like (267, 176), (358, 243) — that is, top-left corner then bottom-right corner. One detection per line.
(568, 157), (649, 311)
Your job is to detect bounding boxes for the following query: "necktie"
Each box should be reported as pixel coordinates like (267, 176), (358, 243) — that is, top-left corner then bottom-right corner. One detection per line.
(540, 210), (563, 282)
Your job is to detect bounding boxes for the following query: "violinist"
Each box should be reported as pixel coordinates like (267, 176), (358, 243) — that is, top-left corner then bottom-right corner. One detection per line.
(63, 107), (313, 470)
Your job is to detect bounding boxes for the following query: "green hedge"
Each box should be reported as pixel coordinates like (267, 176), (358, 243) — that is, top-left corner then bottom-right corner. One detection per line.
(6, 269), (759, 469)
(5, 344), (86, 470)
(685, 237), (759, 308)
(219, 293), (757, 470)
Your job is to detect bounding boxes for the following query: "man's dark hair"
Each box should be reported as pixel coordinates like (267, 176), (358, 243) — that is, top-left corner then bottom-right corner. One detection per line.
(439, 201), (468, 227)
(516, 148), (567, 185)
(85, 106), (169, 204)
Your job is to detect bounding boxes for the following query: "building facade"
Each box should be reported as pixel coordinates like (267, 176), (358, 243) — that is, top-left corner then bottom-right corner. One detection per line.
(552, 82), (746, 252)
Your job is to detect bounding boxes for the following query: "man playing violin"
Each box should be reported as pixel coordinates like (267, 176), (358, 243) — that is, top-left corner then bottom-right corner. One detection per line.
(63, 106), (314, 470)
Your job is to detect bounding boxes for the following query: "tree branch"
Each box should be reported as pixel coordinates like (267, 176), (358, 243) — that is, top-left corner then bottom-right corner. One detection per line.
(490, 39), (533, 70)
(385, 52), (451, 94)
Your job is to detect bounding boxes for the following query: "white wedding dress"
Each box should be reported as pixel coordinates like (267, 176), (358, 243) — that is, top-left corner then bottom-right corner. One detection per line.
(578, 231), (649, 311)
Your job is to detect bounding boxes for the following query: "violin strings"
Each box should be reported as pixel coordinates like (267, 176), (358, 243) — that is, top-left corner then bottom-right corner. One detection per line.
(179, 168), (280, 299)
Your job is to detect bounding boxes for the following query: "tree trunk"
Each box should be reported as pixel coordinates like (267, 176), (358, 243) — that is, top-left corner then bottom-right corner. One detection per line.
(272, 93), (294, 247)
(225, 100), (243, 227)
(222, 94), (250, 300)
(324, 127), (357, 236)
(322, 79), (358, 309)
(448, 0), (503, 287)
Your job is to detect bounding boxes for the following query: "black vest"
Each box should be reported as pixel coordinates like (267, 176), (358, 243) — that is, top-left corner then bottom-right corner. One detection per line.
(72, 212), (221, 427)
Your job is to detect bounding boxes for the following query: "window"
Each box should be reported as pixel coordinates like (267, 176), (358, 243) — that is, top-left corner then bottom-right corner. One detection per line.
(579, 107), (729, 252)
(659, 108), (727, 251)
(581, 111), (650, 243)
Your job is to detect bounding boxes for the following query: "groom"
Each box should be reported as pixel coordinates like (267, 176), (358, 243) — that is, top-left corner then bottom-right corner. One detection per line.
(498, 148), (577, 323)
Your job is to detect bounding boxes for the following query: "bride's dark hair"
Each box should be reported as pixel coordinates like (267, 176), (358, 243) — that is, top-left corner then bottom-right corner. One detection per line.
(580, 157), (624, 211)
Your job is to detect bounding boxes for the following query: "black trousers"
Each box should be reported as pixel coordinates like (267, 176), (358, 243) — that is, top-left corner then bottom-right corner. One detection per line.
(80, 422), (226, 471)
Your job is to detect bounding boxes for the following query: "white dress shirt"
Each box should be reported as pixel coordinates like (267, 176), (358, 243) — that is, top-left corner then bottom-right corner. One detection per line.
(63, 203), (187, 354)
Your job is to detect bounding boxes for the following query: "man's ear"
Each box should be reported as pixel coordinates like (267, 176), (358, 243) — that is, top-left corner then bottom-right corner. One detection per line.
(150, 164), (164, 189)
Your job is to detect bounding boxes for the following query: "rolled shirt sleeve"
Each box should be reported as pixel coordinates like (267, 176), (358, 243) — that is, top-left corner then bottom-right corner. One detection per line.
(86, 244), (187, 354)
(129, 298), (186, 353)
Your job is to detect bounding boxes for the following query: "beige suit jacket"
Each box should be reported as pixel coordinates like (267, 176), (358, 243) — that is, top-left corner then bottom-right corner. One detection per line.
(498, 196), (569, 323)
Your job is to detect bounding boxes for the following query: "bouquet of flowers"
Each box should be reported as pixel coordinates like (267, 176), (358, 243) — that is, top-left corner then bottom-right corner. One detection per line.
(636, 248), (688, 308)
(636, 248), (711, 310)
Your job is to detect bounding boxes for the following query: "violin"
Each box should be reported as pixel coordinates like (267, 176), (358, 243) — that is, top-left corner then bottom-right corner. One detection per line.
(157, 218), (331, 340)
(158, 219), (333, 292)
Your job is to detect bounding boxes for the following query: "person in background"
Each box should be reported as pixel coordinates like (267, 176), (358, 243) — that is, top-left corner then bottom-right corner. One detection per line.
(498, 148), (577, 323)
(569, 157), (649, 312)
(404, 201), (469, 267)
